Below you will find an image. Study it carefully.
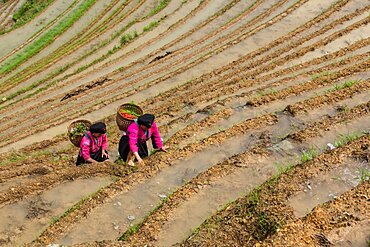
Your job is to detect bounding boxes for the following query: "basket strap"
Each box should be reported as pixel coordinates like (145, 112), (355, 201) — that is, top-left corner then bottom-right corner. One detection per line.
(79, 132), (91, 156)
(84, 132), (92, 142)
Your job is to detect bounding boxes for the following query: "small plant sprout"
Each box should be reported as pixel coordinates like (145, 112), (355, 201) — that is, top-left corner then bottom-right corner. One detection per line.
(275, 162), (293, 176)
(326, 80), (360, 93)
(310, 71), (331, 80)
(300, 148), (318, 162)
(248, 190), (260, 211)
(334, 133), (361, 147)
(356, 168), (370, 182)
(149, 0), (171, 16)
(253, 212), (281, 240)
(143, 20), (160, 32)
(120, 30), (138, 45)
(257, 88), (278, 97)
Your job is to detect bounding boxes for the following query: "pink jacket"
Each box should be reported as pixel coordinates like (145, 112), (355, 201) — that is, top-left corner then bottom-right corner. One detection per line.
(127, 121), (162, 153)
(80, 131), (108, 160)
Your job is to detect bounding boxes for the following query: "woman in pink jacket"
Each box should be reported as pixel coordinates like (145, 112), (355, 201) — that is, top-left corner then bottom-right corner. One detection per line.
(119, 114), (167, 166)
(76, 122), (109, 166)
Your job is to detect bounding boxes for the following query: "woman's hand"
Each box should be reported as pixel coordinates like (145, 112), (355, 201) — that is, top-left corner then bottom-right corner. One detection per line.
(137, 157), (145, 165)
(134, 152), (145, 165)
(102, 149), (109, 159)
(160, 145), (169, 152)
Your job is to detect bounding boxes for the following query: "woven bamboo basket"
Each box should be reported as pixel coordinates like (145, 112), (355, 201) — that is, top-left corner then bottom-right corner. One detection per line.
(116, 103), (143, 131)
(68, 120), (92, 147)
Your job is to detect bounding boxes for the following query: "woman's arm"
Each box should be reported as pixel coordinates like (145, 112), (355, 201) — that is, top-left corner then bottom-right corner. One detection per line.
(102, 133), (108, 150)
(133, 151), (144, 165)
(128, 125), (139, 153)
(101, 134), (109, 158)
(151, 122), (163, 149)
(128, 124), (145, 164)
(80, 136), (92, 161)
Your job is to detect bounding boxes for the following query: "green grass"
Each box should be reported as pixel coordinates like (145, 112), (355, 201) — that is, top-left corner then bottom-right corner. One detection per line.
(248, 190), (260, 211)
(334, 133), (361, 148)
(326, 80), (360, 93)
(12, 0), (56, 29)
(0, 0), (56, 34)
(148, 0), (171, 16)
(0, 152), (27, 165)
(118, 222), (142, 241)
(0, 0), (127, 91)
(257, 88), (278, 97)
(357, 168), (370, 182)
(143, 20), (160, 32)
(0, 0), (97, 75)
(300, 148), (318, 162)
(275, 162), (294, 176)
(120, 30), (138, 45)
(0, 0), (173, 104)
(252, 212), (281, 240)
(310, 71), (331, 80)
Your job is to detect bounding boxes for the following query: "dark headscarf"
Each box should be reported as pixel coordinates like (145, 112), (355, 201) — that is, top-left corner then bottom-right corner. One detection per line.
(90, 122), (106, 134)
(137, 114), (155, 128)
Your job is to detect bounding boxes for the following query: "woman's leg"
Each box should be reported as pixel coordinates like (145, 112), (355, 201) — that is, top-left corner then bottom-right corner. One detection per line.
(118, 135), (130, 161)
(76, 151), (85, 166)
(138, 141), (149, 158)
(91, 148), (108, 162)
(127, 141), (148, 166)
(127, 151), (135, 166)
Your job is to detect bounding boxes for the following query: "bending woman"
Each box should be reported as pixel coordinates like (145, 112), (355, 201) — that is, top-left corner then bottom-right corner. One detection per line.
(76, 122), (109, 165)
(119, 114), (167, 166)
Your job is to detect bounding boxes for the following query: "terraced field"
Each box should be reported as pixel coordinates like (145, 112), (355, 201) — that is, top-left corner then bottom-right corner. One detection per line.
(0, 0), (369, 246)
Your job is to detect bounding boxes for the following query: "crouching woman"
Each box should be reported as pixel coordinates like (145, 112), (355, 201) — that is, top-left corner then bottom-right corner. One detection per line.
(119, 114), (167, 166)
(76, 122), (109, 166)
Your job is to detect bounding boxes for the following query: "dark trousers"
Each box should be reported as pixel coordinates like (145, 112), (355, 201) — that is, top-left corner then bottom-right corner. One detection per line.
(76, 147), (108, 166)
(118, 135), (158, 161)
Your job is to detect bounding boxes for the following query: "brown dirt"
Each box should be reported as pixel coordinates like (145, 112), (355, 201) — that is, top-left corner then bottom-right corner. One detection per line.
(112, 98), (370, 246)
(261, 181), (370, 247)
(180, 135), (370, 246)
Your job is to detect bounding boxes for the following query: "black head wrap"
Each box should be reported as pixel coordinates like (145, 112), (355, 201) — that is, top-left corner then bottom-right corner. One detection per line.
(90, 122), (106, 134)
(137, 114), (155, 128)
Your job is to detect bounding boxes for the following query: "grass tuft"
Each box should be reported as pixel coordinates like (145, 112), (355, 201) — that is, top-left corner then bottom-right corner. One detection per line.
(310, 71), (331, 80)
(12, 0), (55, 29)
(275, 162), (294, 176)
(334, 133), (361, 148)
(326, 80), (360, 93)
(300, 148), (318, 162)
(252, 212), (281, 240)
(120, 30), (138, 45)
(143, 20), (160, 32)
(357, 168), (370, 182)
(148, 0), (171, 16)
